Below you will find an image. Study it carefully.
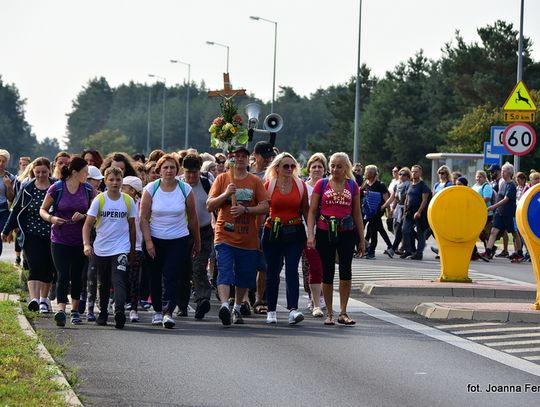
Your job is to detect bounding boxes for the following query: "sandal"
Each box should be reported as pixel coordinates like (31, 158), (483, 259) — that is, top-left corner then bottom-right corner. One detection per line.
(324, 313), (335, 326)
(253, 302), (268, 314)
(338, 313), (356, 325)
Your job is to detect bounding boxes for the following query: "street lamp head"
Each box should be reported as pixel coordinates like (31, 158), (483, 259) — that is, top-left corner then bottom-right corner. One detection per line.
(249, 16), (260, 20)
(170, 59), (178, 63)
(206, 41), (214, 45)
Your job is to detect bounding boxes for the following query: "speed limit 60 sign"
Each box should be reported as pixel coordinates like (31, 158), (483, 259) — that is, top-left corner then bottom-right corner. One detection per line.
(502, 122), (536, 156)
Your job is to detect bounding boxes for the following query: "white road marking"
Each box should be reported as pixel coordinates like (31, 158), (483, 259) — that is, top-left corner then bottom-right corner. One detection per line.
(503, 347), (540, 354)
(524, 356), (540, 361)
(435, 322), (504, 329)
(466, 332), (540, 341)
(346, 296), (540, 377)
(484, 339), (540, 347)
(452, 326), (540, 335)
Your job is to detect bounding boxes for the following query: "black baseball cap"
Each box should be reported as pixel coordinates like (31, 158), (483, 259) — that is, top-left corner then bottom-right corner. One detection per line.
(488, 164), (501, 172)
(232, 145), (250, 155)
(254, 141), (275, 158)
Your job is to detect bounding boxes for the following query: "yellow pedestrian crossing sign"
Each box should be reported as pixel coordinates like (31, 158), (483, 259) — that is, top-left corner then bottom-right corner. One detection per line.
(502, 80), (537, 111)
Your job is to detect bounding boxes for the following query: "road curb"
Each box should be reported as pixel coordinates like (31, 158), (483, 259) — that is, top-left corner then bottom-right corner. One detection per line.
(414, 302), (540, 323)
(355, 281), (536, 299)
(4, 294), (84, 406)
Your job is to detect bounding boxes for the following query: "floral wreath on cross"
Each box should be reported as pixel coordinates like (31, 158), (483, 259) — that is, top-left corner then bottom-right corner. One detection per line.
(208, 98), (248, 153)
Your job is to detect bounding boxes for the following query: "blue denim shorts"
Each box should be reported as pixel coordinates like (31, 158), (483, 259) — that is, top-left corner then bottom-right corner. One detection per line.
(215, 243), (258, 288)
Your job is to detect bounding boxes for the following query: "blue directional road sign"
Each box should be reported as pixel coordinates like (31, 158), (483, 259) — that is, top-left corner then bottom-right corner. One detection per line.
(490, 126), (510, 155)
(483, 142), (501, 166)
(527, 191), (540, 241)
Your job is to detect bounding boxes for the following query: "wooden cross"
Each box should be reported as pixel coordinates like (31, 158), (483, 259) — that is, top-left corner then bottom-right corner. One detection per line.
(208, 73), (246, 99)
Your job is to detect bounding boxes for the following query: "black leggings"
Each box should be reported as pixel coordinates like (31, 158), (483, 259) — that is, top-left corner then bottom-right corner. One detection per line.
(315, 229), (355, 284)
(24, 234), (54, 283)
(51, 243), (86, 304)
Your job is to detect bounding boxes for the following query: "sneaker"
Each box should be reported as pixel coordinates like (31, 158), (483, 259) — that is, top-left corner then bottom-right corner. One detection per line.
(266, 311), (277, 324)
(195, 299), (211, 320)
(239, 301), (251, 316)
(233, 309), (244, 325)
(152, 312), (163, 326)
(107, 299), (114, 314)
(129, 310), (139, 322)
(48, 283), (56, 301)
(163, 314), (175, 329)
(307, 300), (314, 312)
(87, 311), (97, 322)
(384, 248), (395, 258)
(70, 312), (82, 325)
(177, 307), (188, 317)
(77, 299), (86, 314)
(365, 253), (376, 260)
(28, 298), (39, 312)
(39, 302), (49, 314)
(409, 253), (423, 260)
(430, 246), (439, 255)
(15, 256), (21, 266)
(399, 252), (412, 259)
(495, 250), (509, 258)
(511, 255), (524, 263)
(218, 306), (232, 326)
(96, 312), (108, 326)
(54, 310), (66, 327)
(312, 307), (324, 318)
(508, 252), (521, 260)
(115, 311), (126, 329)
(289, 310), (304, 325)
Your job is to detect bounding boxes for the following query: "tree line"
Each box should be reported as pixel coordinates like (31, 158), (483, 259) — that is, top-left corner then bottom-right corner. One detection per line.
(1, 21), (539, 175)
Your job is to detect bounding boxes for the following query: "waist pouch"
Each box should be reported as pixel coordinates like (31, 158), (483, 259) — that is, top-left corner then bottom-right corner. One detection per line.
(266, 223), (306, 244)
(320, 214), (355, 232)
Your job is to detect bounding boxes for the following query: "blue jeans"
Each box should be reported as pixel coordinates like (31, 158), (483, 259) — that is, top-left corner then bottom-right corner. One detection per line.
(402, 216), (426, 255)
(0, 210), (9, 258)
(262, 229), (305, 312)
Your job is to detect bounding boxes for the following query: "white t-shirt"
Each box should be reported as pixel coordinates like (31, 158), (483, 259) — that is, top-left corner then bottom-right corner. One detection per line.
(144, 180), (191, 240)
(87, 192), (137, 256)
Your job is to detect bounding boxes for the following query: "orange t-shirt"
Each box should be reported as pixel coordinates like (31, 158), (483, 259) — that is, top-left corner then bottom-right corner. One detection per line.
(264, 180), (305, 227)
(209, 172), (269, 250)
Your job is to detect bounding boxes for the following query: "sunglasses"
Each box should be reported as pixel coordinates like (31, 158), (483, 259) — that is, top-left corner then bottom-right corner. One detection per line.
(398, 172), (406, 176)
(282, 164), (296, 170)
(438, 171), (446, 175)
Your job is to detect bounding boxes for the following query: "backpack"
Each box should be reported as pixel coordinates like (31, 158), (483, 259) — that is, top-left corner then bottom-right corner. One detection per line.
(200, 175), (212, 196)
(50, 180), (94, 215)
(362, 190), (382, 221)
(481, 183), (496, 206)
(319, 178), (356, 217)
(94, 192), (132, 226)
(151, 178), (189, 221)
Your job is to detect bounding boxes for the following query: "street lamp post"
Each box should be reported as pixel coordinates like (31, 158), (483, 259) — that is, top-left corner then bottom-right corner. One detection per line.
(146, 86), (152, 155)
(206, 41), (229, 73)
(170, 59), (191, 149)
(250, 16), (278, 113)
(353, 0), (363, 164)
(149, 74), (166, 150)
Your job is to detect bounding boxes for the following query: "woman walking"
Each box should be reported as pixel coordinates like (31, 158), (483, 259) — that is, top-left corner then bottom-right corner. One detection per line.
(40, 156), (95, 326)
(307, 152), (365, 326)
(2, 157), (54, 312)
(262, 153), (309, 324)
(140, 154), (200, 328)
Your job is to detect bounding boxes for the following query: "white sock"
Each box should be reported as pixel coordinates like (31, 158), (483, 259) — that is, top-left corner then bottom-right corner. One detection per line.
(221, 302), (229, 309)
(39, 297), (47, 304)
(234, 304), (241, 313)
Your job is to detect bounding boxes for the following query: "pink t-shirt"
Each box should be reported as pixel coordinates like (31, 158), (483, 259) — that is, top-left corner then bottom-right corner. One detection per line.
(313, 178), (358, 230)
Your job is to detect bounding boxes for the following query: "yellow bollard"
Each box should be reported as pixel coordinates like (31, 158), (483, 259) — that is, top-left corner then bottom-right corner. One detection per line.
(515, 183), (540, 310)
(428, 186), (487, 283)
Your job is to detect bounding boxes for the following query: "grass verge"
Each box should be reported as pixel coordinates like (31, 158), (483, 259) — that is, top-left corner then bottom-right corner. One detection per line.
(0, 301), (67, 406)
(0, 261), (21, 294)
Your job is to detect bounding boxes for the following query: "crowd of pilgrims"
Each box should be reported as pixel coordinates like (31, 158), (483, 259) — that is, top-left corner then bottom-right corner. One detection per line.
(0, 144), (531, 329)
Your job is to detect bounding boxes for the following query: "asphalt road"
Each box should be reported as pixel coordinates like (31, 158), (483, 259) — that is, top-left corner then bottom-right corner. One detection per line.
(4, 237), (540, 406)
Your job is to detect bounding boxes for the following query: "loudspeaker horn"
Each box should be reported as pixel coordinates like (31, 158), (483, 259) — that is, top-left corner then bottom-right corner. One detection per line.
(263, 113), (283, 133)
(245, 103), (261, 129)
